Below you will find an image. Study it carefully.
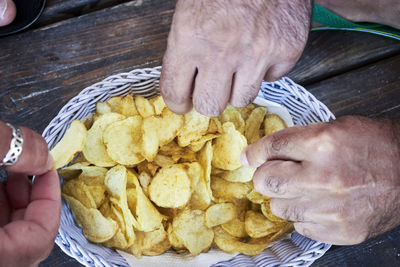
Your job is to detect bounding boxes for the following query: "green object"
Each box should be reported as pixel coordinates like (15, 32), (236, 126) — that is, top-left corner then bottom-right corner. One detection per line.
(311, 3), (400, 40)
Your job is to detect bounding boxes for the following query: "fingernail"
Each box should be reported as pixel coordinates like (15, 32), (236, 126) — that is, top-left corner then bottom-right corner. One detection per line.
(240, 150), (249, 167)
(46, 154), (54, 170)
(0, 0), (7, 19)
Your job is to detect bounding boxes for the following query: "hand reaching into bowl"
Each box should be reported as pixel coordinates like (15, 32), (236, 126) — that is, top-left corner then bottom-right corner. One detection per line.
(0, 121), (61, 266)
(160, 0), (312, 117)
(242, 116), (400, 245)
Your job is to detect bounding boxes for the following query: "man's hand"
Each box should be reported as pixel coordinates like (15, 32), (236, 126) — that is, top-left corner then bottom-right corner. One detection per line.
(0, 121), (61, 267)
(242, 116), (400, 245)
(160, 0), (312, 116)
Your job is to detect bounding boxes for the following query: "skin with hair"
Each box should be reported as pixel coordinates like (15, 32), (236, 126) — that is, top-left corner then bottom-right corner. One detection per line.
(242, 116), (400, 245)
(160, 0), (312, 117)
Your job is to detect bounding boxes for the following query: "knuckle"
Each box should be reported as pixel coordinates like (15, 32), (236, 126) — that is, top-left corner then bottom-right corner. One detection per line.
(314, 127), (336, 154)
(265, 134), (288, 158)
(263, 175), (287, 195)
(281, 205), (305, 222)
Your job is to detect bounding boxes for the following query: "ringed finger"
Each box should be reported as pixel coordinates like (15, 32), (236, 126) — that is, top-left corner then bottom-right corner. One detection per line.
(1, 122), (52, 175)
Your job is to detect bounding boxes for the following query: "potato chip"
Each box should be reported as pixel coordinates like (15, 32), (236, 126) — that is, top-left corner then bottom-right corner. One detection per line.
(153, 154), (177, 167)
(211, 176), (252, 200)
(269, 222), (294, 241)
(79, 166), (108, 186)
(159, 140), (185, 155)
(207, 117), (222, 134)
(177, 109), (210, 147)
(221, 218), (247, 238)
(188, 133), (219, 152)
(221, 166), (256, 183)
(247, 190), (270, 204)
(167, 222), (185, 251)
(198, 141), (213, 201)
(50, 120), (87, 169)
(58, 162), (91, 180)
(96, 101), (111, 115)
(130, 225), (170, 257)
(264, 114), (287, 135)
(212, 122), (247, 170)
(135, 95), (155, 118)
(120, 94), (139, 117)
(245, 107), (267, 144)
(137, 171), (152, 196)
(238, 104), (256, 121)
(219, 104), (245, 134)
(88, 185), (107, 208)
(149, 164), (191, 208)
(63, 195), (118, 243)
(83, 113), (125, 167)
(172, 209), (214, 255)
(185, 162), (210, 210)
(106, 96), (122, 113)
(141, 116), (160, 161)
(213, 226), (270, 256)
(260, 199), (287, 223)
(245, 210), (280, 238)
(105, 165), (138, 244)
(127, 170), (165, 232)
(172, 150), (197, 163)
(147, 162), (159, 176)
(103, 116), (144, 165)
(220, 198), (249, 238)
(205, 203), (236, 227)
(158, 109), (184, 146)
(62, 179), (97, 209)
(211, 167), (224, 175)
(150, 95), (166, 115)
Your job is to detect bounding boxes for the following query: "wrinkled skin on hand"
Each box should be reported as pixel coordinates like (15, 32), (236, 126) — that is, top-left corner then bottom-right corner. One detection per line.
(242, 116), (400, 245)
(160, 0), (312, 116)
(0, 121), (61, 267)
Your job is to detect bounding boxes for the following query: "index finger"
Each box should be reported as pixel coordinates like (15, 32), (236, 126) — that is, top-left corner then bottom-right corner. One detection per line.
(241, 125), (310, 168)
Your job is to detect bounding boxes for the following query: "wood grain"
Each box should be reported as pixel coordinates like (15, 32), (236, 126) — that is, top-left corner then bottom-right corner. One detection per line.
(306, 54), (400, 121)
(0, 0), (176, 131)
(36, 0), (132, 28)
(1, 0), (399, 133)
(288, 30), (400, 85)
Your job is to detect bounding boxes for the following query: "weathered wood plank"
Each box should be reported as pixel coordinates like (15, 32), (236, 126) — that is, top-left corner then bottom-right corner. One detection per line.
(0, 0), (176, 131)
(306, 53), (400, 121)
(36, 0), (131, 27)
(312, 225), (400, 267)
(1, 0), (399, 133)
(288, 30), (400, 85)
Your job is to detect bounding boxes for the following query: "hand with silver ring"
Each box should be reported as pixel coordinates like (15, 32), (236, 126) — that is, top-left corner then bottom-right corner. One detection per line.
(0, 121), (61, 266)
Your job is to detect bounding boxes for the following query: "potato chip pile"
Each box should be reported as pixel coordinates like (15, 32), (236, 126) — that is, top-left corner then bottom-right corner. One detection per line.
(51, 94), (293, 258)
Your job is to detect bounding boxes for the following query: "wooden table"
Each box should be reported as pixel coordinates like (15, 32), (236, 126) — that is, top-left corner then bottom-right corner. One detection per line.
(0, 0), (399, 266)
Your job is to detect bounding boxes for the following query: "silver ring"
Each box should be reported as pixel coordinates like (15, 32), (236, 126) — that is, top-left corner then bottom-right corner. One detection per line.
(1, 123), (24, 168)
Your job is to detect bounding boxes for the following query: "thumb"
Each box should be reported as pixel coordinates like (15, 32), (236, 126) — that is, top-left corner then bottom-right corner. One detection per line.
(0, 0), (16, 27)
